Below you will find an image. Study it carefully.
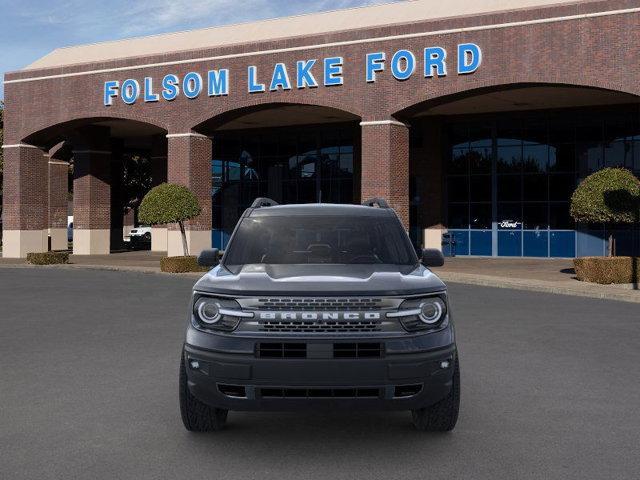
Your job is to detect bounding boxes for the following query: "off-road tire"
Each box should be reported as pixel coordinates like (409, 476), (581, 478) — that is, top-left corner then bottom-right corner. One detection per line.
(411, 358), (460, 432)
(179, 356), (228, 432)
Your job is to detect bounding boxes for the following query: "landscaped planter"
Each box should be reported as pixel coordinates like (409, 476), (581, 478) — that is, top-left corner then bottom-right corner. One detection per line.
(160, 256), (209, 273)
(26, 251), (70, 265)
(573, 256), (640, 284)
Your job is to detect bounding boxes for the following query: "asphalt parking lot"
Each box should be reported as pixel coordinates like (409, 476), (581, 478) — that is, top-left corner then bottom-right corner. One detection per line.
(1, 268), (639, 480)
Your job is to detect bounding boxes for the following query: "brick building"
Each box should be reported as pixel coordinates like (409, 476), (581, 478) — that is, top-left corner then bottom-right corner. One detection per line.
(3, 0), (640, 258)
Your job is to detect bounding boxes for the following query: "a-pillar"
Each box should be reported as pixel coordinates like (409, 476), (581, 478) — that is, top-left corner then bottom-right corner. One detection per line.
(48, 147), (69, 251)
(166, 132), (212, 257)
(360, 120), (410, 229)
(150, 134), (168, 252)
(72, 127), (112, 255)
(1, 143), (49, 258)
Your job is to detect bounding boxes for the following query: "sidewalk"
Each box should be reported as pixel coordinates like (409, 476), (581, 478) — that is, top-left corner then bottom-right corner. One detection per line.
(431, 257), (640, 303)
(1, 252), (639, 303)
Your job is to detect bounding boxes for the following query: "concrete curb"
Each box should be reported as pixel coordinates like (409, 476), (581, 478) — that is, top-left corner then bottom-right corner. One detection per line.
(436, 271), (640, 304)
(1, 262), (639, 303)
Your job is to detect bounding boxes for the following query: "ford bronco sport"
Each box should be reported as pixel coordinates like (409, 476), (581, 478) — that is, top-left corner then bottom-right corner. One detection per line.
(179, 198), (459, 432)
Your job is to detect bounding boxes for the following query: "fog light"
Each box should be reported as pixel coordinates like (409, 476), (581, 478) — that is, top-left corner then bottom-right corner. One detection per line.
(440, 360), (450, 369)
(189, 360), (200, 370)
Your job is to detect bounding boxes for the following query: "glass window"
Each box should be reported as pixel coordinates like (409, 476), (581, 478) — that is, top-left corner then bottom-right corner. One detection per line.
(549, 174), (576, 201)
(223, 215), (417, 272)
(550, 202), (573, 229)
(604, 140), (632, 168)
(523, 145), (548, 173)
(447, 176), (469, 203)
(448, 204), (469, 229)
(523, 204), (548, 229)
(523, 175), (548, 202)
(449, 148), (469, 174)
(498, 203), (522, 230)
(470, 175), (492, 202)
(497, 145), (522, 173)
(497, 175), (521, 202)
(469, 147), (492, 173)
(549, 144), (575, 172)
(470, 203), (492, 229)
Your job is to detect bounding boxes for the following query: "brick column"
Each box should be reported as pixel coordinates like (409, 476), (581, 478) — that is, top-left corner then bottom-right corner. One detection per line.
(48, 158), (69, 251)
(360, 120), (410, 229)
(150, 134), (168, 252)
(166, 133), (212, 257)
(1, 144), (49, 258)
(72, 127), (112, 255)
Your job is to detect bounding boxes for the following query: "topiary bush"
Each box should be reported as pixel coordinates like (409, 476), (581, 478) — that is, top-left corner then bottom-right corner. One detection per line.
(139, 183), (202, 256)
(570, 168), (640, 225)
(27, 251), (70, 265)
(571, 168), (640, 257)
(574, 256), (639, 284)
(160, 255), (209, 273)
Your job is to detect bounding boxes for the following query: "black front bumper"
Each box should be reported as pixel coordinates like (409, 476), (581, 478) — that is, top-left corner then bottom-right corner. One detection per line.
(183, 326), (456, 412)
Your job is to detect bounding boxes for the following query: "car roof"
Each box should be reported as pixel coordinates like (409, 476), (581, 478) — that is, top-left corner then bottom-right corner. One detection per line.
(247, 203), (395, 217)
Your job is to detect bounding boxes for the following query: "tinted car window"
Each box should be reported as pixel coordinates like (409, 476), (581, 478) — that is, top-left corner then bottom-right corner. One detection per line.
(223, 215), (417, 273)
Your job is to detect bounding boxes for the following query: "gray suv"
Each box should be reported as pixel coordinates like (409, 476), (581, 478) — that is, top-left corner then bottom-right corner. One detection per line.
(180, 198), (459, 432)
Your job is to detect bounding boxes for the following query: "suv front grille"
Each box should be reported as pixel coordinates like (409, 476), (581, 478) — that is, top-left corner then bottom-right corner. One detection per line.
(257, 343), (307, 358)
(256, 342), (383, 359)
(333, 342), (383, 358)
(256, 297), (383, 310)
(259, 319), (381, 333)
(260, 387), (381, 398)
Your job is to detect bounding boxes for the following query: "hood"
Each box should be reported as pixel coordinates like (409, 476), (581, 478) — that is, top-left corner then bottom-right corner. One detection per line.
(193, 263), (446, 296)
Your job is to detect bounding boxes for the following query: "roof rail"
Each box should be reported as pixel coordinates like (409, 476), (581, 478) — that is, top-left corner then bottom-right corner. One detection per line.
(362, 197), (389, 208)
(250, 197), (279, 208)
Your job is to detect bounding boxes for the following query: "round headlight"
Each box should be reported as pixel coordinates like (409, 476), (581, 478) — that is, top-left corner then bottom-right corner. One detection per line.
(418, 298), (445, 324)
(196, 299), (221, 324)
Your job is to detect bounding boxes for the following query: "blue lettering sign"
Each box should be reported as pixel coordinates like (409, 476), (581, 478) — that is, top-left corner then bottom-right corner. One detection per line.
(104, 80), (119, 106)
(208, 69), (229, 96)
(183, 72), (203, 99)
(458, 43), (482, 74)
(270, 63), (292, 91)
(366, 52), (385, 83)
(144, 77), (159, 102)
(161, 74), (179, 101)
(324, 57), (343, 86)
(247, 66), (265, 93)
(424, 47), (447, 77)
(390, 50), (415, 81)
(121, 79), (140, 104)
(296, 59), (318, 88)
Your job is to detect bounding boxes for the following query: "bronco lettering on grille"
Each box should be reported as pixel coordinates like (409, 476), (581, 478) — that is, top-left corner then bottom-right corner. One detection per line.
(258, 312), (381, 320)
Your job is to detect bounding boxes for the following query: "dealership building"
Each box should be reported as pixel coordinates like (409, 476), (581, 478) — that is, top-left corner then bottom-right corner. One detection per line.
(3, 0), (640, 258)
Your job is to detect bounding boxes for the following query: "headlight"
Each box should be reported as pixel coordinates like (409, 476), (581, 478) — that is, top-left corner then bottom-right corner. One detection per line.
(418, 298), (445, 325)
(192, 295), (248, 331)
(387, 294), (448, 331)
(195, 298), (221, 324)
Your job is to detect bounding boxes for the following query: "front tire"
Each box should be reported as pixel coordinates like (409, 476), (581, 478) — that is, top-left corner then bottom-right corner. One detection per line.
(179, 356), (228, 432)
(411, 358), (460, 432)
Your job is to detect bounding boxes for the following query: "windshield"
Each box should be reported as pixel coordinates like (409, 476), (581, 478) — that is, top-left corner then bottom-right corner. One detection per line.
(223, 214), (418, 274)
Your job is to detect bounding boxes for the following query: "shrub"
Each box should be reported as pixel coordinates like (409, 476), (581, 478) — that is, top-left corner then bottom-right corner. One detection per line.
(139, 183), (202, 255)
(574, 256), (640, 284)
(27, 251), (69, 265)
(160, 256), (208, 273)
(570, 168), (640, 224)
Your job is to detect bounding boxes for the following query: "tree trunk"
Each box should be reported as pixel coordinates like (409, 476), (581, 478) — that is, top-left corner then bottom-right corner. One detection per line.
(608, 233), (614, 257)
(178, 221), (189, 256)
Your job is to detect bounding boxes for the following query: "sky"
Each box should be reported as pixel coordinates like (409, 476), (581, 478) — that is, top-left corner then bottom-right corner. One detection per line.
(0, 0), (400, 100)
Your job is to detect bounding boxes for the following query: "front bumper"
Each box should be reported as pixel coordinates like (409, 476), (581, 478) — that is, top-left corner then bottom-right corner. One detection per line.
(183, 326), (456, 412)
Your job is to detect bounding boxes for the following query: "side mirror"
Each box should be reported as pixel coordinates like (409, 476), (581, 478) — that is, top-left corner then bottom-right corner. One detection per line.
(421, 248), (445, 267)
(197, 248), (220, 267)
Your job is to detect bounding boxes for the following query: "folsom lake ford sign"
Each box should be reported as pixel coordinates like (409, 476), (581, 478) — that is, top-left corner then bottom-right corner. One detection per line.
(103, 43), (482, 106)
